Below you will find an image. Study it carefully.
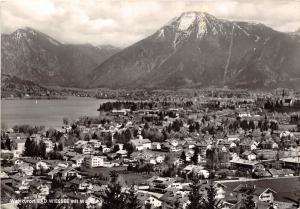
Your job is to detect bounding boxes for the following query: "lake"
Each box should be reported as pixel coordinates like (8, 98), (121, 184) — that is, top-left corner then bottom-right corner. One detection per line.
(1, 97), (112, 128)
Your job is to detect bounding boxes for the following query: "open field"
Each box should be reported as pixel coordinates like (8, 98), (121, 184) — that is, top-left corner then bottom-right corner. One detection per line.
(81, 166), (153, 185)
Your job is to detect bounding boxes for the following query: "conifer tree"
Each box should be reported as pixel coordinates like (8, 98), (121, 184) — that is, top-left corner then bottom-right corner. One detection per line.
(191, 147), (200, 164)
(40, 142), (47, 159)
(180, 151), (186, 163)
(53, 143), (58, 152)
(58, 142), (64, 151)
(126, 186), (141, 209)
(101, 173), (127, 209)
(145, 202), (152, 209)
(242, 195), (256, 209)
(240, 188), (256, 209)
(5, 138), (11, 150)
(187, 177), (203, 209)
(51, 174), (63, 189)
(202, 183), (222, 209)
(101, 183), (127, 209)
(24, 137), (32, 156)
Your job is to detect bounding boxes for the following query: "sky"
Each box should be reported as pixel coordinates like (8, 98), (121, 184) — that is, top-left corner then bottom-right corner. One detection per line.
(1, 0), (300, 47)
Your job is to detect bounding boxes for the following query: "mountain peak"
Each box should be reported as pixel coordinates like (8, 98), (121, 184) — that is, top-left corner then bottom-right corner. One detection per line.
(2, 27), (121, 87)
(162, 11), (222, 39)
(175, 11), (213, 31)
(11, 27), (62, 46)
(89, 11), (300, 89)
(177, 12), (198, 31)
(12, 27), (38, 39)
(179, 11), (211, 18)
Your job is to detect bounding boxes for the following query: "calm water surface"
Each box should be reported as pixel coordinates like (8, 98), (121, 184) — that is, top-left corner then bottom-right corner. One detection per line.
(1, 97), (112, 128)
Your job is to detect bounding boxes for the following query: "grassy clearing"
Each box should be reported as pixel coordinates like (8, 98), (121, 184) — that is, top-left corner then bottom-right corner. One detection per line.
(82, 166), (152, 185)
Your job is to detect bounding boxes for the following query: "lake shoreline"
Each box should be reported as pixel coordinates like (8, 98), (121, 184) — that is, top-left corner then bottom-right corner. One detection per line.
(1, 97), (114, 128)
(2, 97), (67, 100)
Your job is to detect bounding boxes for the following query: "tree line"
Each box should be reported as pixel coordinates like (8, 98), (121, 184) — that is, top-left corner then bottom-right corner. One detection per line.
(98, 101), (194, 112)
(24, 138), (63, 160)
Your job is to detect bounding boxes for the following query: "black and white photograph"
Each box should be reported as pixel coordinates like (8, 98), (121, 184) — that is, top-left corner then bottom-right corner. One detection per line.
(1, 0), (300, 209)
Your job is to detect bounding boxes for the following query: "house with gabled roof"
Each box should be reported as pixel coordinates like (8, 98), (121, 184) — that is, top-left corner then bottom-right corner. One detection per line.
(47, 168), (61, 180)
(17, 163), (34, 176)
(147, 176), (176, 192)
(88, 139), (102, 149)
(29, 180), (50, 197)
(230, 158), (264, 173)
(130, 138), (151, 151)
(61, 167), (80, 181)
(137, 192), (162, 209)
(165, 139), (179, 147)
(36, 160), (50, 171)
(10, 174), (31, 193)
(151, 142), (161, 150)
(71, 155), (85, 167)
(160, 189), (189, 209)
(182, 140), (196, 149)
(182, 164), (210, 178)
(70, 178), (93, 192)
(257, 188), (277, 203)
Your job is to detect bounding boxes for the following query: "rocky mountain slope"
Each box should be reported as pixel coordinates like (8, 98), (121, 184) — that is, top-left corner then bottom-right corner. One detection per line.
(1, 27), (120, 87)
(90, 12), (300, 89)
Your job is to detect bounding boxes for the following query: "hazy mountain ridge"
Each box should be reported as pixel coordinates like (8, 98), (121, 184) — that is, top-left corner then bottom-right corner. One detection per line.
(90, 12), (300, 89)
(1, 27), (120, 87)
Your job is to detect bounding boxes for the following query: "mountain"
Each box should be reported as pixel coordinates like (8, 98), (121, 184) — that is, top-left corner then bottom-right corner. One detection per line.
(1, 74), (48, 98)
(1, 27), (120, 87)
(90, 11), (300, 89)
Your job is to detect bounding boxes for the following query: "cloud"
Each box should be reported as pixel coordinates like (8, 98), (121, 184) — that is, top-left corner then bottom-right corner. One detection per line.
(1, 0), (300, 47)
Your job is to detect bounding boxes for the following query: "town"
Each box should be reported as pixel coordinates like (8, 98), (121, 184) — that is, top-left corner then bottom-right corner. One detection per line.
(1, 88), (300, 209)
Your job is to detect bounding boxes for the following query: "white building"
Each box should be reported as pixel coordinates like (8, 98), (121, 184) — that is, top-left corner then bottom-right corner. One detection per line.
(88, 140), (102, 149)
(130, 138), (151, 151)
(137, 192), (162, 209)
(18, 164), (34, 176)
(258, 188), (276, 203)
(86, 196), (102, 209)
(151, 142), (161, 150)
(14, 139), (26, 154)
(80, 144), (93, 155)
(71, 155), (85, 167)
(84, 156), (105, 168)
(43, 140), (53, 153)
(36, 161), (50, 171)
(250, 144), (257, 151)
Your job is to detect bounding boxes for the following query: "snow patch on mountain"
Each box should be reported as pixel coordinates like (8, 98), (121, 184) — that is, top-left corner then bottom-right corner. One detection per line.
(178, 12), (197, 31)
(13, 30), (27, 40)
(173, 33), (179, 48)
(156, 29), (165, 39)
(197, 15), (208, 38)
(169, 11), (229, 39)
